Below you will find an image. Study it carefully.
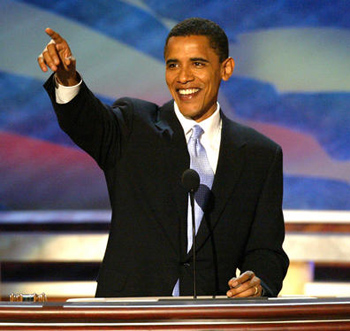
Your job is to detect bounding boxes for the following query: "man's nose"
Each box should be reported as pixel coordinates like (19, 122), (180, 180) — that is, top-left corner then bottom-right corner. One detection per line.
(177, 66), (194, 83)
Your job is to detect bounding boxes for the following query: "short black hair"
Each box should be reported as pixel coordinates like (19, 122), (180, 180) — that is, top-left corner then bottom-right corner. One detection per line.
(164, 17), (229, 62)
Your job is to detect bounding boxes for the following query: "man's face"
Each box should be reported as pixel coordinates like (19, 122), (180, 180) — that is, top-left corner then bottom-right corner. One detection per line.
(165, 35), (234, 122)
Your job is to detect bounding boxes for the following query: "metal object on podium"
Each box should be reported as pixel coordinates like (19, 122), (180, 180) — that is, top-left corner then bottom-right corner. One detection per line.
(10, 293), (47, 302)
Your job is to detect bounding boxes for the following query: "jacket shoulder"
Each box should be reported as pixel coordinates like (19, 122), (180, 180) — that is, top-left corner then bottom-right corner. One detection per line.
(112, 97), (160, 113)
(225, 117), (282, 151)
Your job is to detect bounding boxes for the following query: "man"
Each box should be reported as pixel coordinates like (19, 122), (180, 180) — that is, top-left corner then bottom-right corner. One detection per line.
(38, 18), (289, 298)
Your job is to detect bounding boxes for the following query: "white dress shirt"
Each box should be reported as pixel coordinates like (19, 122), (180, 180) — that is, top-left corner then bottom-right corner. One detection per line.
(173, 101), (222, 174)
(55, 76), (82, 104)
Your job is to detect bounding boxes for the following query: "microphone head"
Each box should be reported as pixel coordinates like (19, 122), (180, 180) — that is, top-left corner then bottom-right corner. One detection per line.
(182, 169), (200, 193)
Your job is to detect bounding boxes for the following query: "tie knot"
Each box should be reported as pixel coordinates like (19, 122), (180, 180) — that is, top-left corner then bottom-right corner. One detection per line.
(191, 125), (204, 140)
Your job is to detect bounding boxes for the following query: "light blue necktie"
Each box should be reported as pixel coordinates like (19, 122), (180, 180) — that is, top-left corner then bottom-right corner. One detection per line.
(186, 125), (214, 252)
(172, 125), (214, 296)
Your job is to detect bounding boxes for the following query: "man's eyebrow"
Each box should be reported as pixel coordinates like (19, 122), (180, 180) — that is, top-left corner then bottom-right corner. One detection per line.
(166, 57), (210, 65)
(166, 59), (178, 65)
(190, 57), (209, 63)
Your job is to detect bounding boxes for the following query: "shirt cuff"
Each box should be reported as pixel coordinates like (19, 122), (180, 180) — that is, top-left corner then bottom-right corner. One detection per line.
(55, 74), (82, 104)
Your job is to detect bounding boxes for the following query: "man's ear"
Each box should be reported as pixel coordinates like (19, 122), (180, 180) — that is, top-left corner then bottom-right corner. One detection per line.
(221, 57), (235, 81)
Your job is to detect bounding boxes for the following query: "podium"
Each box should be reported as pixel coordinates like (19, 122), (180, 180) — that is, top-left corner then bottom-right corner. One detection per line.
(1, 297), (350, 330)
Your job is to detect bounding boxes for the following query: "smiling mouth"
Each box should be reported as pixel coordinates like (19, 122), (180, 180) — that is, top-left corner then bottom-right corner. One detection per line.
(177, 88), (200, 99)
(178, 88), (200, 95)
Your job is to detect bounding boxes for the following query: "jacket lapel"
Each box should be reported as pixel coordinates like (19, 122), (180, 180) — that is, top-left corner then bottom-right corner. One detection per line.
(155, 105), (248, 258)
(192, 113), (247, 254)
(155, 101), (189, 255)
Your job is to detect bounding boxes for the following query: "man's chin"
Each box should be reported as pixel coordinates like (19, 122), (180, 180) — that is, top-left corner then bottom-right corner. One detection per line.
(178, 107), (199, 120)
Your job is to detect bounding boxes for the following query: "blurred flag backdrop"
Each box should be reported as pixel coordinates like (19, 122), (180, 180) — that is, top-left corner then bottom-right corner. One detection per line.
(0, 0), (349, 218)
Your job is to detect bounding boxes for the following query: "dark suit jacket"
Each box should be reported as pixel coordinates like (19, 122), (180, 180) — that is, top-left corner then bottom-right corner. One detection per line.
(45, 76), (289, 297)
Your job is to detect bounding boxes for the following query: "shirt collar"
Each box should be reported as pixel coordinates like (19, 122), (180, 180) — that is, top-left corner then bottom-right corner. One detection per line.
(173, 101), (222, 142)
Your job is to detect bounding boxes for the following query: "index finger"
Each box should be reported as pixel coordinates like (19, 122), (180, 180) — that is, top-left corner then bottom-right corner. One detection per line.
(229, 271), (254, 288)
(45, 27), (64, 44)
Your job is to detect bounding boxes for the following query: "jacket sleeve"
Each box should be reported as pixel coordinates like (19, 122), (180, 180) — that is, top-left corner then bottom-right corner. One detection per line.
(240, 144), (289, 296)
(43, 74), (132, 170)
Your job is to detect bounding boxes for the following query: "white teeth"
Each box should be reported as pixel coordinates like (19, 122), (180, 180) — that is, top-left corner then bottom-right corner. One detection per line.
(179, 88), (199, 95)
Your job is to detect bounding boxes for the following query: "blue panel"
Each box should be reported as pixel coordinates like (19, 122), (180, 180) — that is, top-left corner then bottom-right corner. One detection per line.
(284, 176), (350, 210)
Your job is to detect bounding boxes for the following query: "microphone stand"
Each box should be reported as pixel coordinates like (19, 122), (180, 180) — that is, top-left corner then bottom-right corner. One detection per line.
(181, 168), (200, 300)
(189, 189), (197, 299)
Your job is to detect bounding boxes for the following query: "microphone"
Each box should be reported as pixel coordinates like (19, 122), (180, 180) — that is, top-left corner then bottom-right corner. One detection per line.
(182, 169), (200, 193)
(182, 169), (200, 299)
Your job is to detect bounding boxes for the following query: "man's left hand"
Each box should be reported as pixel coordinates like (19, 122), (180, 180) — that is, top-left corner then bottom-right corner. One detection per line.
(227, 270), (262, 298)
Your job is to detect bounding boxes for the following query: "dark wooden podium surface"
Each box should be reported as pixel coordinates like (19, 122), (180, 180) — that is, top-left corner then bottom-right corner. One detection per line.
(1, 297), (350, 330)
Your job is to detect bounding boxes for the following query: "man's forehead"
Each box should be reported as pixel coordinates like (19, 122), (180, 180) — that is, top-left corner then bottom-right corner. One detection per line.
(167, 34), (211, 45)
(165, 35), (215, 58)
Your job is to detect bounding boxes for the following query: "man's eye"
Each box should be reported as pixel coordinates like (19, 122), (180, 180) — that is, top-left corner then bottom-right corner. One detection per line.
(194, 62), (204, 67)
(167, 63), (177, 69)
